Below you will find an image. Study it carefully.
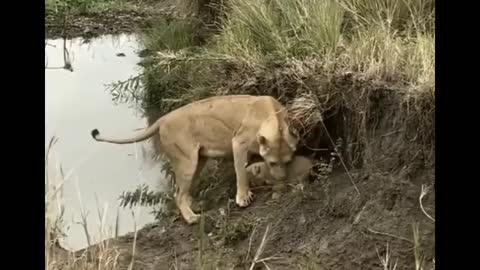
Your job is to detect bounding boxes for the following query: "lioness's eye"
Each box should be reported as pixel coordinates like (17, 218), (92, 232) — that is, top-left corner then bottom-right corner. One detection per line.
(269, 162), (277, 167)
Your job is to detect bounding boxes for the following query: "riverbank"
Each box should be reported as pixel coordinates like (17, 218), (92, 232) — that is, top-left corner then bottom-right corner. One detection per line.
(45, 0), (173, 39)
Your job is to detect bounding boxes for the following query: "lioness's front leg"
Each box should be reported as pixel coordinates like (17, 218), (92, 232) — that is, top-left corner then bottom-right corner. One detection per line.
(232, 138), (255, 207)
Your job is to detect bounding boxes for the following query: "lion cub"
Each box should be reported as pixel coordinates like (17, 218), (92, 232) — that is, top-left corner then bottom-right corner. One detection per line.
(246, 155), (315, 199)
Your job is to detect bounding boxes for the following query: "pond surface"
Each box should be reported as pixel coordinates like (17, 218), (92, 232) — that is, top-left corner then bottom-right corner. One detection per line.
(45, 34), (166, 251)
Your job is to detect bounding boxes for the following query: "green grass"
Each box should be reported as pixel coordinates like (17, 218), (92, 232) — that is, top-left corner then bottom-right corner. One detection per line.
(215, 0), (345, 58)
(215, 0), (434, 85)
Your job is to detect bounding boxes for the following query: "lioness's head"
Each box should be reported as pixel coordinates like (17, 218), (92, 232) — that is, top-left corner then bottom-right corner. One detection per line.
(256, 132), (297, 181)
(253, 109), (298, 180)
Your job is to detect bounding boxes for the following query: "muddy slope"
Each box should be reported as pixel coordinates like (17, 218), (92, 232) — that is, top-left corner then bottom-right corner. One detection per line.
(107, 168), (434, 270)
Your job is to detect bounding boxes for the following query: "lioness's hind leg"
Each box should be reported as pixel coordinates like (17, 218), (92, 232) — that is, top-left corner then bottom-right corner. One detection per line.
(186, 157), (207, 212)
(170, 148), (204, 225)
(174, 159), (201, 224)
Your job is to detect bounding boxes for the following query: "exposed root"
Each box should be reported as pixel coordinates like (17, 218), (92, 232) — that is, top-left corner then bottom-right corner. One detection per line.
(367, 228), (413, 244)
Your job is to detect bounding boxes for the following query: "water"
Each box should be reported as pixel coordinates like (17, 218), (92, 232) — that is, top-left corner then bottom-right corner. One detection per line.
(45, 34), (166, 251)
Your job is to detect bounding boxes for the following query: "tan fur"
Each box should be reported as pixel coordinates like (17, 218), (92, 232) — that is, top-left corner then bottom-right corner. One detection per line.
(91, 95), (297, 224)
(246, 155), (315, 198)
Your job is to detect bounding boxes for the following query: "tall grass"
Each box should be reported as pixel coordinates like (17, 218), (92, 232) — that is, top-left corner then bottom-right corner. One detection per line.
(211, 0), (434, 86)
(45, 137), (141, 270)
(46, 137), (67, 269)
(216, 0), (345, 58)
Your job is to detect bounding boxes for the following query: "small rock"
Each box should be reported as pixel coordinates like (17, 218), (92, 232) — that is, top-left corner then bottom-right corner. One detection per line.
(116, 53), (126, 57)
(317, 238), (330, 254)
(299, 214), (306, 224)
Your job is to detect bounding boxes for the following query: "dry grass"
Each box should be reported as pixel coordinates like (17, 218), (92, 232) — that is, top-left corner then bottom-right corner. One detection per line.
(45, 137), (141, 270)
(419, 184), (435, 223)
(414, 184), (435, 270)
(45, 136), (120, 270)
(286, 92), (323, 136)
(376, 243), (398, 270)
(247, 225), (283, 270)
(412, 223), (426, 270)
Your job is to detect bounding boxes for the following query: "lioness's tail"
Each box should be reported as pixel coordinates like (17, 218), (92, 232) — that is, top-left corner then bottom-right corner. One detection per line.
(91, 120), (160, 144)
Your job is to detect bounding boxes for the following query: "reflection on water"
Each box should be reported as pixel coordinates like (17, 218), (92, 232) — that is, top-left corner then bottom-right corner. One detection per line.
(45, 34), (165, 251)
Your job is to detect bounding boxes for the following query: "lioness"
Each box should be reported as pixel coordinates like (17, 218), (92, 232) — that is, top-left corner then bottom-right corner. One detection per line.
(91, 95), (297, 224)
(246, 155), (315, 199)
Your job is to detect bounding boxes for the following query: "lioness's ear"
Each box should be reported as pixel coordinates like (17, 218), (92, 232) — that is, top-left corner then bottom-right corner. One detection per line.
(257, 135), (267, 145)
(289, 143), (297, 152)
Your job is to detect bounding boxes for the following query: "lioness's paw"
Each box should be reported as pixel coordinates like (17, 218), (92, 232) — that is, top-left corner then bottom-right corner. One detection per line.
(185, 214), (201, 225)
(236, 191), (255, 207)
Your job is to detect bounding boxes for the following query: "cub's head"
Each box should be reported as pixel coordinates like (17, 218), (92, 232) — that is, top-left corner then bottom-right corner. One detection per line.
(245, 162), (264, 178)
(256, 133), (297, 181)
(245, 161), (274, 185)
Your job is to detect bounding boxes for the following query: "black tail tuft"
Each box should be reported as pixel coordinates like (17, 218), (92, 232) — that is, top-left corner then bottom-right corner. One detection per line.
(91, 129), (100, 139)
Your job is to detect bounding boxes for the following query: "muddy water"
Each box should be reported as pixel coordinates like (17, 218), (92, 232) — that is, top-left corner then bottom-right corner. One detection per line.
(45, 34), (166, 251)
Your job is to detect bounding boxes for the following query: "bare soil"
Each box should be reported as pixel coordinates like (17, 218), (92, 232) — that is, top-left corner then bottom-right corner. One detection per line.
(100, 167), (435, 270)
